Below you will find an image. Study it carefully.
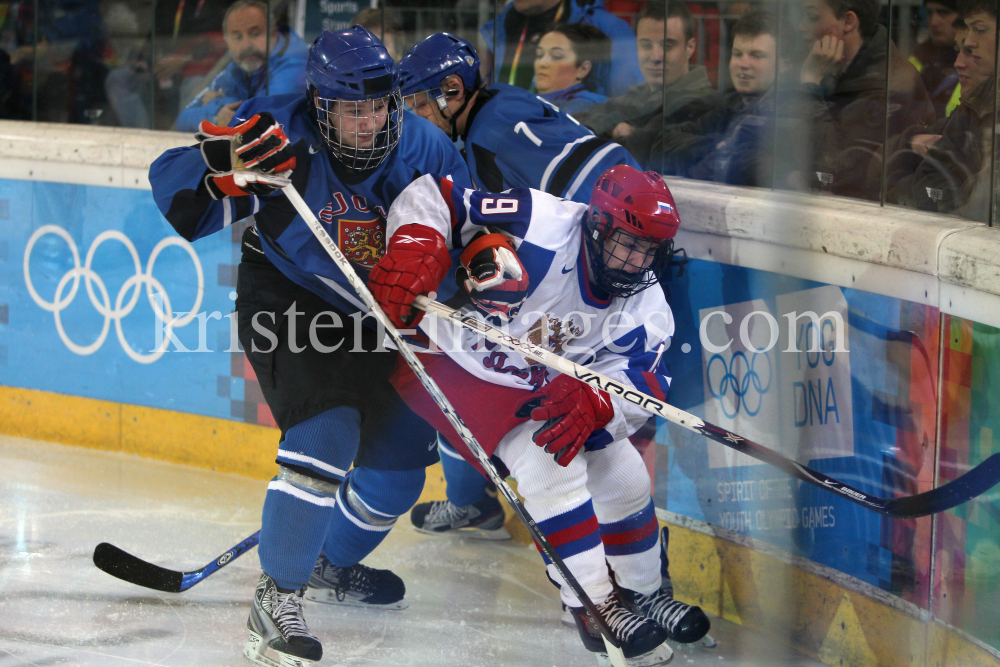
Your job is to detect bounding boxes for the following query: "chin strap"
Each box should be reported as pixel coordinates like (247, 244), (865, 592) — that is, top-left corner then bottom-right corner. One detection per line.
(435, 88), (477, 142)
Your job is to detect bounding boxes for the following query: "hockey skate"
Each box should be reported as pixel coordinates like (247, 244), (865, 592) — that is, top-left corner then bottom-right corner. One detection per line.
(620, 587), (710, 644)
(568, 592), (673, 667)
(304, 552), (408, 610)
(620, 526), (711, 644)
(244, 573), (322, 667)
(409, 486), (511, 540)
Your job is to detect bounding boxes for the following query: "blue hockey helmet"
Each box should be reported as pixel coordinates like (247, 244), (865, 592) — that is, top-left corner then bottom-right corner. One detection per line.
(306, 26), (403, 171)
(399, 32), (481, 98)
(398, 33), (481, 140)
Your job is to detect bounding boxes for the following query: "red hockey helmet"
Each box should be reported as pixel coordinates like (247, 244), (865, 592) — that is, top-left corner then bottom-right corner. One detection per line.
(584, 166), (682, 298)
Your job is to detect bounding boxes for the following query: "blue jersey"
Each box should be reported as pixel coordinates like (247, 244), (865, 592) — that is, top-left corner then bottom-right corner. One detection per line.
(150, 93), (473, 319)
(464, 84), (640, 206)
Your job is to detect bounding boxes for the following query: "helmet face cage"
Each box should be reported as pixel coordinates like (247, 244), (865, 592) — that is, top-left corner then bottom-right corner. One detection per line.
(402, 88), (452, 130)
(585, 210), (674, 298)
(314, 90), (404, 172)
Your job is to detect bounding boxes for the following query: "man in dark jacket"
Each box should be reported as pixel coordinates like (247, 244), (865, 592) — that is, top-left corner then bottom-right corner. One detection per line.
(798, 0), (936, 200)
(657, 11), (831, 189)
(909, 0), (960, 119)
(898, 0), (996, 221)
(573, 1), (717, 170)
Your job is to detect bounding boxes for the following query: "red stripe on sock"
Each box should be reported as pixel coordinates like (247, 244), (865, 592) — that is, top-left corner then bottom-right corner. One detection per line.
(600, 517), (658, 547)
(545, 514), (600, 549)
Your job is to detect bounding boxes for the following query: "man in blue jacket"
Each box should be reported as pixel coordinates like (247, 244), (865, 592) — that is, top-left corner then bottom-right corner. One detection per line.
(176, 0), (309, 131)
(480, 0), (642, 97)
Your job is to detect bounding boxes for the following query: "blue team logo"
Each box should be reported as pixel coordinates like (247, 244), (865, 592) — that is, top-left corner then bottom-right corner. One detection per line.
(706, 350), (771, 418)
(338, 219), (385, 268)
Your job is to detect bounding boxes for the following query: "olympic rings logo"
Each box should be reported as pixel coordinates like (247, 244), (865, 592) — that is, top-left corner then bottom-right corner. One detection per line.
(23, 225), (204, 364)
(706, 350), (771, 418)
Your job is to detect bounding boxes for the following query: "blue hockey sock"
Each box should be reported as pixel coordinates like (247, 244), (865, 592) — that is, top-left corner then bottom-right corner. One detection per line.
(440, 437), (490, 507)
(259, 408), (360, 590)
(259, 484), (334, 590)
(323, 467), (426, 567)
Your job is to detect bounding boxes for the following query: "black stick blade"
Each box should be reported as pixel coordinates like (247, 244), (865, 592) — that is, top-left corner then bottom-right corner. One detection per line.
(887, 453), (1000, 519)
(93, 543), (184, 593)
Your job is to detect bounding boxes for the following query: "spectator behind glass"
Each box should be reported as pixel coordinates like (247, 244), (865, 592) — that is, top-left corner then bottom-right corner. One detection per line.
(534, 24), (610, 116)
(574, 0), (717, 170)
(656, 10), (831, 188)
(351, 8), (403, 62)
(899, 0), (997, 221)
(908, 0), (959, 119)
(479, 0), (642, 97)
(798, 0), (934, 200)
(175, 0), (308, 131)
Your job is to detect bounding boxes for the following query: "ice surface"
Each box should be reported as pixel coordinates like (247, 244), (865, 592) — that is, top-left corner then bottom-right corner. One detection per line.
(0, 435), (826, 666)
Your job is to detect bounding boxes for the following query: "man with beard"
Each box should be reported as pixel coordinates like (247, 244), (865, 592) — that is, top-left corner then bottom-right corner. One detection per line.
(177, 0), (308, 131)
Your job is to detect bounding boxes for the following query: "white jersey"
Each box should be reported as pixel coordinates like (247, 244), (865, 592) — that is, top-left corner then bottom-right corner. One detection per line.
(387, 174), (676, 443)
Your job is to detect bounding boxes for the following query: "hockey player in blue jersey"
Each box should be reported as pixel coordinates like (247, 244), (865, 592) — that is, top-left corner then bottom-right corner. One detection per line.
(148, 26), (473, 667)
(398, 32), (640, 204)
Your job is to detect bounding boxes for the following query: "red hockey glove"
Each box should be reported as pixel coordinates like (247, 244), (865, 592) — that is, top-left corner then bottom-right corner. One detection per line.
(369, 224), (451, 328)
(457, 232), (529, 323)
(196, 112), (296, 200)
(523, 375), (614, 467)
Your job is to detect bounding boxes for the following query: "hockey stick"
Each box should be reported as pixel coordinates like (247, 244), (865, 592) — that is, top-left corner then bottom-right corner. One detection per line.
(414, 297), (1000, 520)
(279, 183), (628, 667)
(93, 531), (260, 592)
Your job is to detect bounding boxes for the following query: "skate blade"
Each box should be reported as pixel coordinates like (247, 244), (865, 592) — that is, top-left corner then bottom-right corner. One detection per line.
(560, 608), (575, 628)
(243, 631), (316, 667)
(596, 643), (673, 667)
(304, 588), (409, 610)
(699, 634), (718, 649)
(413, 525), (512, 541)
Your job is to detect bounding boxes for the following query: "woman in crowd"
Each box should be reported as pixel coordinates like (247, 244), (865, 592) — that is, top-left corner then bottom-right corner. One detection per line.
(534, 23), (609, 116)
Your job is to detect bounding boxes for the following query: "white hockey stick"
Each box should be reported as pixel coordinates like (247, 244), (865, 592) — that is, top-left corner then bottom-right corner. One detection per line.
(278, 182), (628, 667)
(414, 296), (1000, 520)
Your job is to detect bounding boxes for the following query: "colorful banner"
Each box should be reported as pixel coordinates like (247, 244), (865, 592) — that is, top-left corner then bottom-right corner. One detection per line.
(0, 179), (276, 427)
(934, 316), (1000, 650)
(653, 258), (938, 611)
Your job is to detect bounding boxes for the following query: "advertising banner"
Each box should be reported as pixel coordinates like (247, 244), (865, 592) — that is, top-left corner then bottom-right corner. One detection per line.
(0, 179), (273, 425)
(655, 258), (937, 609)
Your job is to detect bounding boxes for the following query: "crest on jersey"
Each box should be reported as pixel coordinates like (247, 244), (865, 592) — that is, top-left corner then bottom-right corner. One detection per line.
(338, 218), (385, 268)
(527, 314), (584, 364)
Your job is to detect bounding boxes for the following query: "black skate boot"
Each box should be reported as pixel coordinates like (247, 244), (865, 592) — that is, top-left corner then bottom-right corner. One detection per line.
(409, 484), (510, 540)
(569, 591), (673, 666)
(622, 526), (711, 644)
(244, 573), (322, 667)
(304, 552), (408, 610)
(620, 587), (710, 644)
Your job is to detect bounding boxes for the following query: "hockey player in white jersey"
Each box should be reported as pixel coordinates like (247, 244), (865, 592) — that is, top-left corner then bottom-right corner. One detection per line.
(368, 165), (691, 665)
